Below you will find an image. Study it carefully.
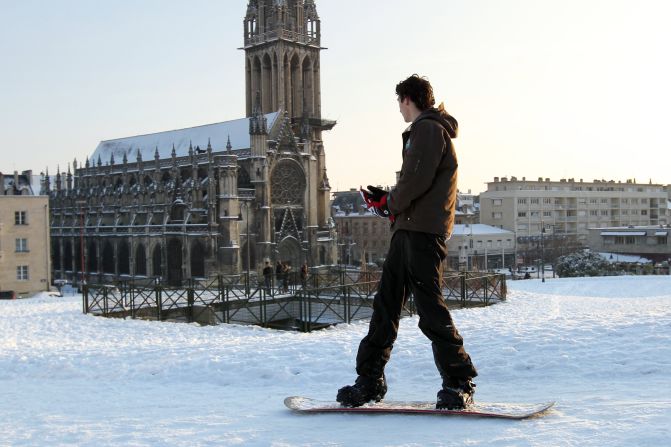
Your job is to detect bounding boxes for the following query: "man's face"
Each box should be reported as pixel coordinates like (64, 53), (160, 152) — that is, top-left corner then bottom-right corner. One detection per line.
(397, 96), (413, 123)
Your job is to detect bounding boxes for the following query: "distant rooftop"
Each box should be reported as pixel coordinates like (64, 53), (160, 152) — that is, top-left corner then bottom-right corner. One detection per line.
(451, 224), (514, 236)
(489, 176), (664, 187)
(0, 170), (41, 196)
(89, 111), (281, 164)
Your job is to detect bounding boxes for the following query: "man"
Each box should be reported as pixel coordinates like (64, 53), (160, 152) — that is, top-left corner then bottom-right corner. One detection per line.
(263, 261), (273, 295)
(336, 74), (478, 410)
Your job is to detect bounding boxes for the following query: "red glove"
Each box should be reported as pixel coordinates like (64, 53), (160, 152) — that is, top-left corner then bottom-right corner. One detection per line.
(360, 186), (395, 222)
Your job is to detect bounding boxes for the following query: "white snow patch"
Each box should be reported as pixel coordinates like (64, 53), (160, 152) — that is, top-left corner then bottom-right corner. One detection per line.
(1, 275), (670, 446)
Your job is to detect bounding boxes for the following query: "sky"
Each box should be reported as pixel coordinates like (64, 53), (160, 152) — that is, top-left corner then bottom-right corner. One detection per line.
(2, 0), (671, 195)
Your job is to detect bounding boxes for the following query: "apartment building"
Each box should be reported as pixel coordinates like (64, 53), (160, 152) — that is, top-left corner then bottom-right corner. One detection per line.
(480, 177), (669, 246)
(0, 171), (51, 297)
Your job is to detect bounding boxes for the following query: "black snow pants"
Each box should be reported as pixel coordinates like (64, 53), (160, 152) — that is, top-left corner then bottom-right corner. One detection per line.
(355, 230), (478, 381)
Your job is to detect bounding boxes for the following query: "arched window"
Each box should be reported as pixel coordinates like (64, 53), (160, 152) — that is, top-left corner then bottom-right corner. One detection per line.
(118, 240), (130, 275)
(87, 241), (98, 273)
(152, 245), (162, 278)
(102, 241), (114, 274)
(190, 240), (206, 278)
(135, 244), (147, 276)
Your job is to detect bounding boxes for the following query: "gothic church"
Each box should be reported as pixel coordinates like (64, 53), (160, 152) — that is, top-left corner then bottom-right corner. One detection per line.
(47, 0), (337, 285)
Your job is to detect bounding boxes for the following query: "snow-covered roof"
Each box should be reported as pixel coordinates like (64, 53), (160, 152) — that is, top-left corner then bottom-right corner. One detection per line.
(451, 224), (514, 236)
(600, 231), (647, 236)
(596, 252), (653, 264)
(90, 111), (281, 164)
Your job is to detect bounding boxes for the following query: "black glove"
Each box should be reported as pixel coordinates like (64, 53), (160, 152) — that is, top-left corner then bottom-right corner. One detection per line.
(360, 186), (395, 222)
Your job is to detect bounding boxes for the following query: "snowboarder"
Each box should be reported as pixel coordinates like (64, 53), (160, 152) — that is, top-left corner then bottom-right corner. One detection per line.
(337, 75), (478, 410)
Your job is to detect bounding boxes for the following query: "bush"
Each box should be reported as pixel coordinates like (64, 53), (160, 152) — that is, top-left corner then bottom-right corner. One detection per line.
(555, 250), (611, 278)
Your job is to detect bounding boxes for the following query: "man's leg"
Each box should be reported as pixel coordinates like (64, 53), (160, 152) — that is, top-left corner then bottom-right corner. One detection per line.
(405, 231), (477, 407)
(337, 231), (409, 406)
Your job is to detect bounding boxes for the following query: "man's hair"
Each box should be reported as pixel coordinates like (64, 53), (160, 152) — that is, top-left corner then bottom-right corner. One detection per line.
(395, 74), (435, 111)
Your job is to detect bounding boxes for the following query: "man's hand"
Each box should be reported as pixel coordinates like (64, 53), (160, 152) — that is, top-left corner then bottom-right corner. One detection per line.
(360, 185), (395, 222)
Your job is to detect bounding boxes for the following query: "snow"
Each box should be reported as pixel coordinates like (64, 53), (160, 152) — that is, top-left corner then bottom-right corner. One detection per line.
(451, 224), (514, 236)
(1, 275), (670, 446)
(596, 251), (653, 264)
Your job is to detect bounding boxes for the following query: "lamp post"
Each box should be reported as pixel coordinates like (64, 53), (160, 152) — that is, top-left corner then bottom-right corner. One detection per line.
(76, 200), (87, 287)
(541, 225), (545, 283)
(238, 201), (251, 295)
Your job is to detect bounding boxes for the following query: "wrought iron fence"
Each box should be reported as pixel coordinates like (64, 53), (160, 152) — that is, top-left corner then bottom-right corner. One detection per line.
(82, 270), (506, 332)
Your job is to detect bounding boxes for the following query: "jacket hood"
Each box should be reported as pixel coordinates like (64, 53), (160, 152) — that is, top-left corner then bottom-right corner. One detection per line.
(415, 103), (458, 138)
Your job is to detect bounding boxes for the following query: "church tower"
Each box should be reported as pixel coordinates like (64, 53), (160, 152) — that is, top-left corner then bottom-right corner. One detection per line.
(243, 0), (322, 122)
(243, 0), (336, 270)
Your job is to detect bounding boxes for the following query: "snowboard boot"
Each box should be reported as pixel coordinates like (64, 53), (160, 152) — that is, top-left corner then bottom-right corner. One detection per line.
(336, 374), (387, 408)
(436, 377), (476, 410)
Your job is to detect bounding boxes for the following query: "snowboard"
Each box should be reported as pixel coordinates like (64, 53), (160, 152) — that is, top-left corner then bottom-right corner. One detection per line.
(284, 396), (555, 420)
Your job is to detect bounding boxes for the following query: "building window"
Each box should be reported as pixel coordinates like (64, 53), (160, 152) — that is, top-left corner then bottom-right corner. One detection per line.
(493, 212), (502, 219)
(657, 236), (668, 245)
(543, 211), (552, 217)
(530, 198), (539, 205)
(17, 266), (29, 280)
(493, 199), (502, 206)
(543, 198), (552, 204)
(517, 198), (527, 205)
(15, 211), (27, 225)
(590, 210), (598, 216)
(626, 236), (636, 245)
(601, 210), (609, 216)
(642, 210), (648, 216)
(518, 211), (527, 217)
(615, 236), (624, 244)
(15, 238), (29, 252)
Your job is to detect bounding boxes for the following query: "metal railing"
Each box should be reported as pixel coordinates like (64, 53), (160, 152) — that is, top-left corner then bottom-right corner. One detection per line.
(83, 270), (506, 332)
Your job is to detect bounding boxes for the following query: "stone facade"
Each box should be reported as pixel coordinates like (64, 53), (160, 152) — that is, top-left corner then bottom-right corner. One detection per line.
(48, 1), (337, 285)
(0, 171), (51, 296)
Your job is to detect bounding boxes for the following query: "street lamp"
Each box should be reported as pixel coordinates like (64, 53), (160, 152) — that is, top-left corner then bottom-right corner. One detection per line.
(541, 225), (545, 283)
(238, 200), (251, 295)
(76, 200), (87, 287)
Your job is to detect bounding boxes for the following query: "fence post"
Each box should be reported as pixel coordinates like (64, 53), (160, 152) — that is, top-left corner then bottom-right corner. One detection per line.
(156, 285), (162, 321)
(82, 284), (89, 314)
(460, 272), (466, 308)
(187, 280), (195, 323)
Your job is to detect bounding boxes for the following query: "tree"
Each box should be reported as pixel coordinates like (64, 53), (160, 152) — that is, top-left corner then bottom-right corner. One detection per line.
(555, 250), (611, 278)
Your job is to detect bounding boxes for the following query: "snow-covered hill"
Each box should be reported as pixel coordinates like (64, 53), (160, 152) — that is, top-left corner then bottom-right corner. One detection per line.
(1, 275), (669, 446)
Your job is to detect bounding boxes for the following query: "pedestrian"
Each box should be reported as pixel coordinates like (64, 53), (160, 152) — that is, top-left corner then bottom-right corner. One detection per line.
(263, 261), (273, 295)
(300, 263), (308, 288)
(282, 262), (291, 293)
(337, 74), (477, 410)
(275, 261), (283, 293)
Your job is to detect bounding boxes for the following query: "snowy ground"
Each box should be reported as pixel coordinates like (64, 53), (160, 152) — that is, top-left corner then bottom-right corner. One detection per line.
(1, 275), (670, 446)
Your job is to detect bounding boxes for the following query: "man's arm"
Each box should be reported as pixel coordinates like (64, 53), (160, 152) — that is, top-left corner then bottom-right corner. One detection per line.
(388, 120), (445, 215)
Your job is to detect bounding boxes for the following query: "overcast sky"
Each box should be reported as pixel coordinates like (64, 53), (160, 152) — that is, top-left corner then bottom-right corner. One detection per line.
(2, 0), (670, 194)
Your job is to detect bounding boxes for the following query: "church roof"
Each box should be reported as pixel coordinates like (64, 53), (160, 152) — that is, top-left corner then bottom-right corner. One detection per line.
(90, 111), (281, 164)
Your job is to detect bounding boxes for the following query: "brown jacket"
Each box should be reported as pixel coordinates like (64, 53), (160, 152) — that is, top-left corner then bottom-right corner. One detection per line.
(388, 106), (458, 237)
